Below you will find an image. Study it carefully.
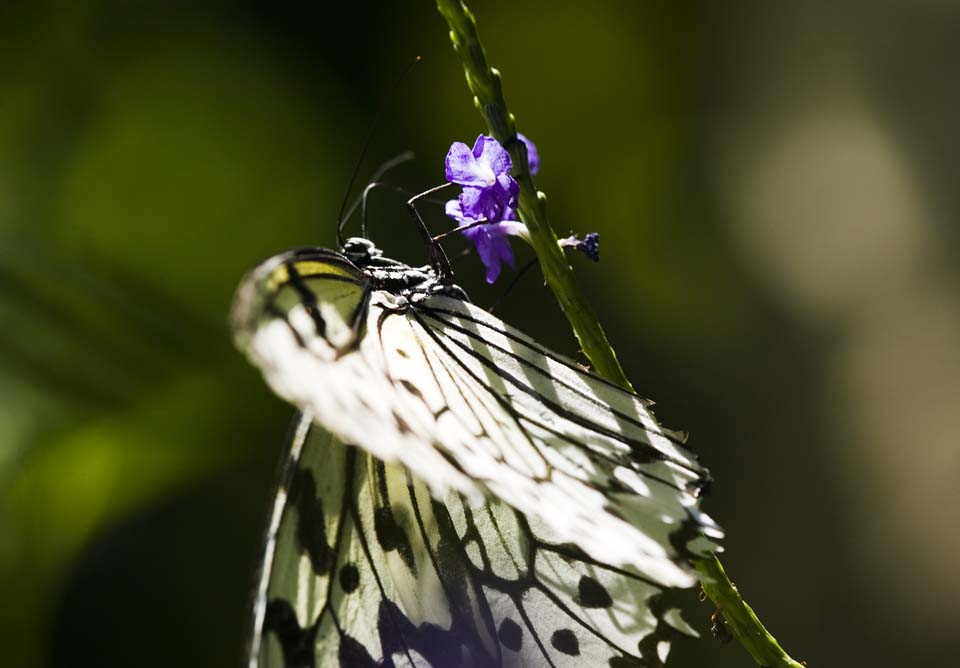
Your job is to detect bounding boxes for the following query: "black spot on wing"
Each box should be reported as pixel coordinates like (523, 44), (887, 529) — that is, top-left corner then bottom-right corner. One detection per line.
(337, 633), (379, 668)
(373, 506), (417, 575)
(398, 379), (426, 402)
(290, 469), (335, 575)
(376, 598), (467, 668)
(550, 628), (580, 656)
(392, 409), (413, 435)
(498, 618), (523, 652)
(339, 563), (360, 594)
(636, 594), (691, 668)
(575, 575), (613, 609)
(263, 598), (319, 668)
(417, 493), (502, 665)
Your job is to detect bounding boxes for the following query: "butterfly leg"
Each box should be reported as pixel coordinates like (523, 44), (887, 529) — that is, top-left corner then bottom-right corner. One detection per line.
(406, 183), (455, 283)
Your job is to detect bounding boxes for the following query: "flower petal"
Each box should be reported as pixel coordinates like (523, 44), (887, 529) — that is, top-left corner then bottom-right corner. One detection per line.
(474, 230), (514, 283)
(445, 198), (464, 220)
(473, 134), (512, 176)
(496, 172), (520, 210)
(446, 141), (494, 186)
(458, 187), (489, 221)
(445, 198), (480, 225)
(491, 220), (529, 240)
(461, 184), (508, 223)
(495, 234), (516, 269)
(469, 229), (496, 282)
(488, 239), (515, 282)
(456, 220), (520, 284)
(517, 133), (540, 175)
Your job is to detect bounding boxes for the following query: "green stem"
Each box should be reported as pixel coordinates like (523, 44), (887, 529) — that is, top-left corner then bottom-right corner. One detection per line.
(696, 555), (805, 668)
(434, 2), (804, 667)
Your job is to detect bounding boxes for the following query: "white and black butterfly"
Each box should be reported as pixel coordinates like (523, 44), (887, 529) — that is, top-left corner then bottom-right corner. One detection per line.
(233, 237), (722, 667)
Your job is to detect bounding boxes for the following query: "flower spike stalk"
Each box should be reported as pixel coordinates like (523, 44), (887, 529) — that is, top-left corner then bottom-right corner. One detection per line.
(434, 1), (805, 667)
(435, 1), (633, 390)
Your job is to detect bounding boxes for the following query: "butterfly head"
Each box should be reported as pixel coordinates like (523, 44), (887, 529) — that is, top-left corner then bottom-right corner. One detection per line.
(339, 236), (469, 302)
(340, 237), (383, 266)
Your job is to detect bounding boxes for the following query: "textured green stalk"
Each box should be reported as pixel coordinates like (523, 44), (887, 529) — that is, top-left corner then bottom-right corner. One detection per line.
(434, 2), (805, 667)
(696, 555), (805, 668)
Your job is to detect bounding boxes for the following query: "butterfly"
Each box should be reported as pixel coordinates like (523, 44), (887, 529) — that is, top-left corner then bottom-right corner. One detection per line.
(232, 236), (722, 667)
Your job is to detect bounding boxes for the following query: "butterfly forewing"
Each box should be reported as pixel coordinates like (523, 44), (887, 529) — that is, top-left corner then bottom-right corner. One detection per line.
(410, 297), (721, 574)
(233, 249), (371, 359)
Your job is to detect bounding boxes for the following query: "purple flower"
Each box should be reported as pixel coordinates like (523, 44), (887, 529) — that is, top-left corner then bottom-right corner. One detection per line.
(445, 135), (518, 223)
(517, 133), (539, 175)
(446, 199), (529, 284)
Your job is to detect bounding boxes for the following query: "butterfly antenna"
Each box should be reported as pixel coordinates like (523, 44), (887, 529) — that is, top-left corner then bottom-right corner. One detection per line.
(354, 151), (416, 238)
(336, 55), (422, 248)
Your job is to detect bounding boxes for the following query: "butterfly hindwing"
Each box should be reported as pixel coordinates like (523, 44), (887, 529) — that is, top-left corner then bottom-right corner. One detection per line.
(251, 417), (344, 668)
(252, 415), (700, 667)
(253, 413), (498, 668)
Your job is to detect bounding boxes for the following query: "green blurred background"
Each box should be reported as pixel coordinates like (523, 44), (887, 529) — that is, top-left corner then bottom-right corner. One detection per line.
(2, 1), (956, 666)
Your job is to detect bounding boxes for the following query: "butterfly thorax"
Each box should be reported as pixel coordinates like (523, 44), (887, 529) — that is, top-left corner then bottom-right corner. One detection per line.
(341, 237), (469, 302)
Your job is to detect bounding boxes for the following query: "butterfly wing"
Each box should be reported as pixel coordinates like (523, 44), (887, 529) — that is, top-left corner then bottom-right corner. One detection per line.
(234, 255), (720, 587)
(232, 247), (372, 359)
(250, 413), (490, 668)
(440, 493), (701, 667)
(405, 295), (722, 582)
(251, 413), (700, 667)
